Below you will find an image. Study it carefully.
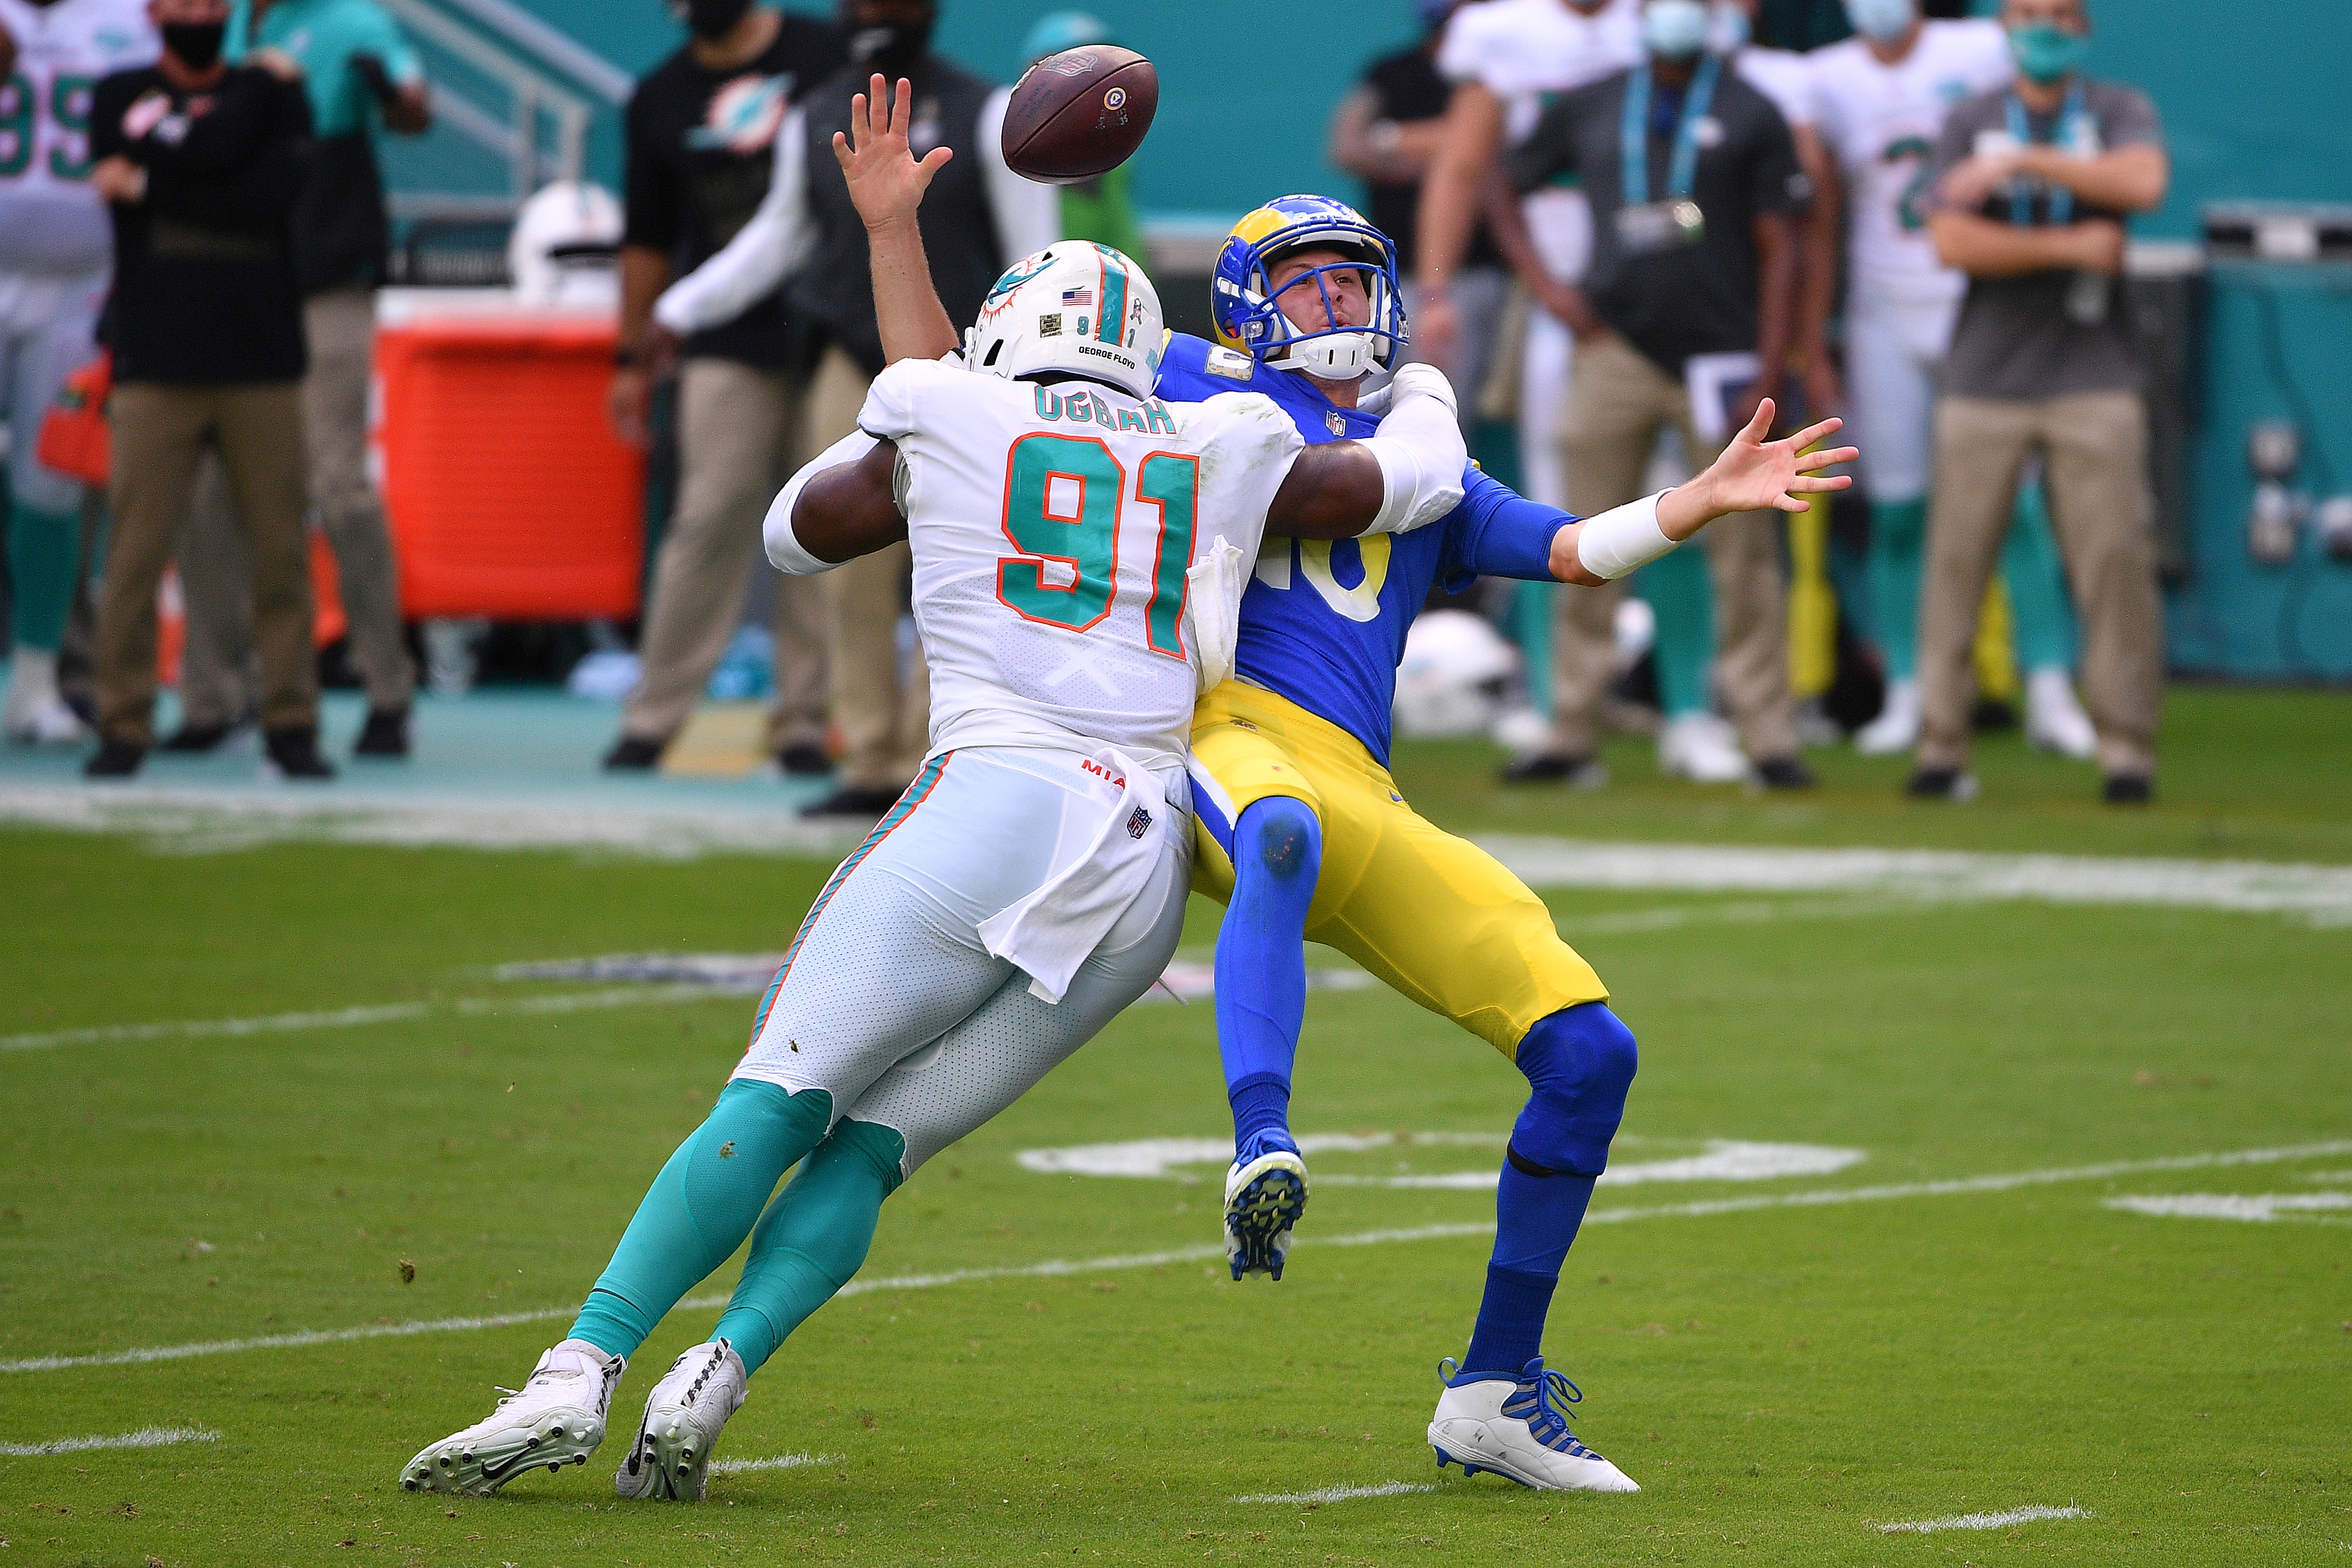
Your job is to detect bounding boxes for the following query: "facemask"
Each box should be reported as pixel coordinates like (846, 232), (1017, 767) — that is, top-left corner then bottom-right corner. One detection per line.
(850, 16), (935, 76)
(161, 19), (226, 70)
(678, 0), (754, 40)
(1707, 3), (1750, 54)
(2007, 22), (2090, 84)
(1842, 0), (1916, 43)
(1641, 0), (1710, 60)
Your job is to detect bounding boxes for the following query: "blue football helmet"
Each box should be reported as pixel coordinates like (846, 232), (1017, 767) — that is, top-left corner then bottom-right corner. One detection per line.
(1211, 194), (1407, 380)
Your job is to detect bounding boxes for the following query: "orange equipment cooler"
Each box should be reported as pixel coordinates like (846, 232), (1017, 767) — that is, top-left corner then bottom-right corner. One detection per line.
(373, 299), (644, 619)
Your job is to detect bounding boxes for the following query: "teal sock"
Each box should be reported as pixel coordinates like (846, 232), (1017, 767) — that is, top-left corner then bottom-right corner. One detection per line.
(569, 1079), (833, 1361)
(1635, 543), (1713, 717)
(2002, 481), (2078, 674)
(1866, 498), (1929, 681)
(712, 1118), (907, 1374)
(5, 500), (83, 651)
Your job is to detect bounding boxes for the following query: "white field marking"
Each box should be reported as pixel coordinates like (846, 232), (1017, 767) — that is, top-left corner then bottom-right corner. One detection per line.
(1319, 1141), (1868, 1191)
(0, 1426), (219, 1457)
(1015, 1134), (1861, 1190)
(1554, 895), (1915, 937)
(708, 1451), (838, 1476)
(2103, 1192), (2352, 1223)
(1234, 1481), (1441, 1505)
(490, 953), (1374, 1006)
(1879, 1504), (2089, 1534)
(1478, 835), (2352, 928)
(10, 1141), (2348, 1378)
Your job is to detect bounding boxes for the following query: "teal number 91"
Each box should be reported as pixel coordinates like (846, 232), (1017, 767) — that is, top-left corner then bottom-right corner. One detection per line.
(996, 434), (1198, 659)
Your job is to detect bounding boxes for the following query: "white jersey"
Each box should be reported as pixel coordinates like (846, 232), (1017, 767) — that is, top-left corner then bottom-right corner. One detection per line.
(1809, 19), (2011, 301)
(0, 0), (156, 274)
(1735, 45), (1816, 130)
(1436, 0), (1641, 281)
(856, 358), (1306, 783)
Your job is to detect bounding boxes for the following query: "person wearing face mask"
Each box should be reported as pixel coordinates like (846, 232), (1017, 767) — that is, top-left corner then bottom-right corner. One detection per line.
(81, 0), (327, 780)
(649, 2), (1062, 818)
(598, 0), (847, 780)
(1910, 0), (2166, 804)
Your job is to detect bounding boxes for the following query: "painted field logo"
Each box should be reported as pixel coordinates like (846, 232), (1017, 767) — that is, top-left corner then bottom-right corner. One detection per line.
(1126, 806), (1152, 839)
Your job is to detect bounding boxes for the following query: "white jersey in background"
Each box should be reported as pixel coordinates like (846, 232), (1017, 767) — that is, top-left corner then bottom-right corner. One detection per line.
(0, 0), (156, 274)
(1734, 44), (1817, 132)
(1809, 19), (2011, 302)
(823, 357), (1306, 786)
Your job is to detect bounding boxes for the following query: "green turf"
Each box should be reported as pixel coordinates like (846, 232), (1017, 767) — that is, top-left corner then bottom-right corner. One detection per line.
(2, 689), (2348, 1565)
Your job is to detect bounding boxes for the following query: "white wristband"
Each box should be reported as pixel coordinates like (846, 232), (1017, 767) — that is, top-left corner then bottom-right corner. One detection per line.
(1573, 490), (1676, 580)
(764, 429), (881, 574)
(1363, 371), (1468, 535)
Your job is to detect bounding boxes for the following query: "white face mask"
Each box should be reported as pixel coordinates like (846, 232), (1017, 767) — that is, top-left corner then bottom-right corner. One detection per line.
(1843, 0), (1917, 42)
(1641, 0), (1711, 60)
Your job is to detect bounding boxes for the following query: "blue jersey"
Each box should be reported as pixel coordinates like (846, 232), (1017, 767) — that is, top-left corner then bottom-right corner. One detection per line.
(1156, 332), (1574, 763)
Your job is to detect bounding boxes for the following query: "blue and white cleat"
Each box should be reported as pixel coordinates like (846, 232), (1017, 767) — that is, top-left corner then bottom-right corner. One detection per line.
(1428, 1357), (1639, 1492)
(1223, 1137), (1308, 1280)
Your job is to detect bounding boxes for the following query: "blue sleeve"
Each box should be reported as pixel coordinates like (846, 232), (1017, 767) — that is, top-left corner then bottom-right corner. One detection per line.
(1437, 468), (1576, 589)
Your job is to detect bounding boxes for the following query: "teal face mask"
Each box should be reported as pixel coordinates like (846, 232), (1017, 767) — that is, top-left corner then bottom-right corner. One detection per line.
(2007, 22), (2091, 84)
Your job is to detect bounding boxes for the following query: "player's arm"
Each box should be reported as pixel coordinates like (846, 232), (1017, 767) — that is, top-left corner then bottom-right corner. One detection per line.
(1792, 124), (1844, 413)
(1928, 207), (2122, 278)
(769, 434), (907, 570)
(1264, 364), (1471, 539)
(651, 109), (816, 340)
(833, 74), (961, 364)
(1412, 79), (1507, 363)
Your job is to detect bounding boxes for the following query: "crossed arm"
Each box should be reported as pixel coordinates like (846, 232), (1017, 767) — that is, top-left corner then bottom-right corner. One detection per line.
(1929, 141), (2168, 278)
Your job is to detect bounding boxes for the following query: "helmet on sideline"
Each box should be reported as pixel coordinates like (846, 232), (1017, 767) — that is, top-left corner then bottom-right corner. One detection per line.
(1020, 11), (1112, 65)
(965, 243), (1163, 400)
(1211, 194), (1406, 380)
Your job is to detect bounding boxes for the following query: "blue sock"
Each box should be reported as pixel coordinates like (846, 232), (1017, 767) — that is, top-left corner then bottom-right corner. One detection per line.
(1215, 796), (1320, 1156)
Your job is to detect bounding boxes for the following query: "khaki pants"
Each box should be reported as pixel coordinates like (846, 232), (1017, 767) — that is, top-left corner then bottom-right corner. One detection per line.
(1547, 334), (1797, 760)
(1919, 390), (2159, 776)
(803, 346), (929, 792)
(619, 356), (829, 751)
(175, 288), (414, 722)
(99, 382), (313, 746)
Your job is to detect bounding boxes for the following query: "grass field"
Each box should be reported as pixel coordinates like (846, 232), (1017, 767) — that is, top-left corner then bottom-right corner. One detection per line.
(2, 687), (2348, 1566)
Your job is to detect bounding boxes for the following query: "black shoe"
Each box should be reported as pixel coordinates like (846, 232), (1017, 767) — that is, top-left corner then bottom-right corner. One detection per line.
(263, 725), (336, 780)
(799, 784), (903, 820)
(159, 722), (234, 754)
(1498, 750), (1608, 788)
(2102, 772), (2154, 806)
(1905, 765), (1979, 802)
(83, 737), (147, 778)
(776, 740), (832, 777)
(1751, 755), (1817, 790)
(602, 734), (666, 771)
(354, 706), (411, 758)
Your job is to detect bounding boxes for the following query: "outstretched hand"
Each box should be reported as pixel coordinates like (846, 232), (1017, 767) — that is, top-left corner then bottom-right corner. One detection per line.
(1672, 399), (1857, 535)
(832, 74), (952, 234)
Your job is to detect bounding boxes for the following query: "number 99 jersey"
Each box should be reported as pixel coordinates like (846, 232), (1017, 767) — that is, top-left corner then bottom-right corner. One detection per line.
(856, 356), (1306, 785)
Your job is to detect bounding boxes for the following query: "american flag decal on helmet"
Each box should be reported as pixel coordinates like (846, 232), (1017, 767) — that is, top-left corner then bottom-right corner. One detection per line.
(1126, 806), (1152, 840)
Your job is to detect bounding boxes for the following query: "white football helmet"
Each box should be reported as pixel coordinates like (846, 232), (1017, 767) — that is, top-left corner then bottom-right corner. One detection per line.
(964, 243), (1164, 400)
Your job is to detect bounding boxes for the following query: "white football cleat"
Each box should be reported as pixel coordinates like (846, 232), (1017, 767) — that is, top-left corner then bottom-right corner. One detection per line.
(399, 1339), (623, 1496)
(2025, 668), (2098, 760)
(3, 649), (86, 745)
(1657, 712), (1748, 783)
(1855, 678), (1920, 755)
(1224, 1143), (1308, 1281)
(1428, 1357), (1639, 1493)
(616, 1339), (748, 1501)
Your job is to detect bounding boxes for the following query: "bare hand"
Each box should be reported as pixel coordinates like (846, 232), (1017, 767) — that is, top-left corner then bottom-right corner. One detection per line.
(1674, 400), (1858, 529)
(641, 322), (682, 382)
(1937, 150), (2019, 212)
(1534, 279), (1608, 342)
(1412, 288), (1459, 367)
(91, 155), (146, 204)
(832, 74), (953, 234)
(607, 367), (653, 447)
(2071, 217), (2127, 275)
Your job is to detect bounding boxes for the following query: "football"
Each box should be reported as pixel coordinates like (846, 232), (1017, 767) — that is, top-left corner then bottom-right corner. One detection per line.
(1000, 44), (1158, 184)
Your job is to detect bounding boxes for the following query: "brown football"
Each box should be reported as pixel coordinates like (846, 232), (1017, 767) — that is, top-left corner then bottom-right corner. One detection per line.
(1001, 45), (1158, 184)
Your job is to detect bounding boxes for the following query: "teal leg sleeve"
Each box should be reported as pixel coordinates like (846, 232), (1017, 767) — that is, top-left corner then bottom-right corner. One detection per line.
(2002, 480), (2077, 674)
(6, 501), (83, 651)
(712, 1118), (907, 1375)
(1865, 498), (1929, 681)
(1633, 543), (1712, 719)
(569, 1079), (833, 1360)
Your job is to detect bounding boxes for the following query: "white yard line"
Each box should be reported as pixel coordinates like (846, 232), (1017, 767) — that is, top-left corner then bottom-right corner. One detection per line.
(8, 1140), (2344, 1378)
(1234, 1481), (1440, 1505)
(0, 985), (737, 1054)
(1879, 1504), (2089, 1534)
(2104, 1192), (2352, 1223)
(708, 1451), (837, 1476)
(0, 1426), (219, 1457)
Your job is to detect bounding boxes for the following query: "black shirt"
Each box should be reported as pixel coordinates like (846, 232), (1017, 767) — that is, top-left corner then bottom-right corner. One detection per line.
(622, 14), (848, 369)
(1358, 44), (1502, 274)
(1507, 63), (1809, 375)
(90, 64), (313, 385)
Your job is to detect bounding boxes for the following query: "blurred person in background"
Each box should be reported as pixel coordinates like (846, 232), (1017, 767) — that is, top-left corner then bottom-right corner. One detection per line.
(1483, 0), (1815, 789)
(651, 0), (1059, 818)
(0, 0), (155, 745)
(82, 0), (329, 780)
(1328, 0), (1510, 433)
(1912, 0), (2164, 804)
(1019, 12), (1144, 264)
(1806, 0), (2096, 760)
(600, 0), (847, 777)
(162, 0), (429, 758)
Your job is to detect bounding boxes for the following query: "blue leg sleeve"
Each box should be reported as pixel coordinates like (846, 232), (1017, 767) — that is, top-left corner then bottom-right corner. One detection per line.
(1462, 1002), (1638, 1378)
(1216, 796), (1321, 1155)
(569, 1078), (833, 1360)
(712, 1118), (906, 1374)
(1866, 498), (1929, 682)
